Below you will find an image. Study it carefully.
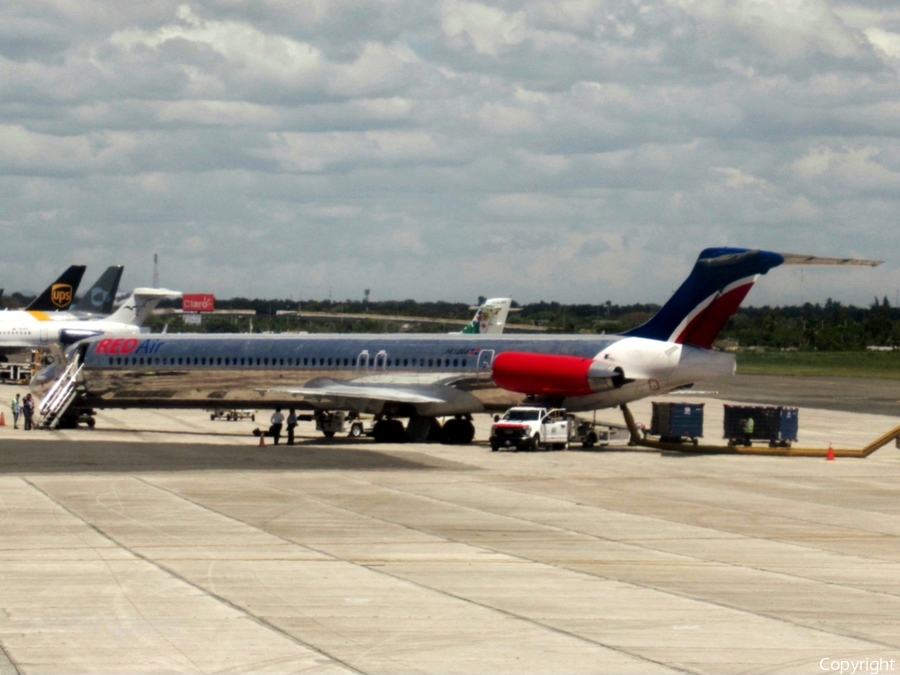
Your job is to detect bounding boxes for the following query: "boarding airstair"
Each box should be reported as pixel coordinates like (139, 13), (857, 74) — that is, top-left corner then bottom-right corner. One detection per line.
(37, 354), (85, 430)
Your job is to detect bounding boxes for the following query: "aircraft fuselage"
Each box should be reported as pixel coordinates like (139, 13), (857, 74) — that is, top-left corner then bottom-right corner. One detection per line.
(35, 333), (736, 416)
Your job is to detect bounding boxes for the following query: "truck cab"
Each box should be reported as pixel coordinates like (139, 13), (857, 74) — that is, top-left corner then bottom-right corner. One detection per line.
(490, 406), (570, 451)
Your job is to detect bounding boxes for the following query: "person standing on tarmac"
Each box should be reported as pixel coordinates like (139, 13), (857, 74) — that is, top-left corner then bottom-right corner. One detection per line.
(22, 394), (35, 431)
(286, 407), (298, 446)
(10, 393), (21, 429)
(270, 407), (285, 445)
(742, 416), (755, 446)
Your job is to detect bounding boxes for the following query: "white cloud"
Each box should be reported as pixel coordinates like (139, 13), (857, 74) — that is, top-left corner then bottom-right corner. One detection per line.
(265, 130), (440, 172)
(477, 102), (536, 134)
(713, 167), (769, 190)
(791, 146), (900, 190)
(864, 27), (900, 60)
(668, 0), (864, 60)
(441, 0), (526, 56)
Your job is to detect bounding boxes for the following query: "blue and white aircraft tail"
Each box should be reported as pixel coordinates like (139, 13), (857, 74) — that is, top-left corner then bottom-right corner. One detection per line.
(624, 248), (881, 349)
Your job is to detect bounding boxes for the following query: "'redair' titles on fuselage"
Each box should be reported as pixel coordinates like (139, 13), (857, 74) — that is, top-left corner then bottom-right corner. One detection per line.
(94, 338), (166, 356)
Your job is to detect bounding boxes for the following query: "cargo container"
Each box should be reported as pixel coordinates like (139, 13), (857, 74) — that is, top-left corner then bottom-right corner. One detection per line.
(724, 405), (798, 447)
(650, 402), (704, 443)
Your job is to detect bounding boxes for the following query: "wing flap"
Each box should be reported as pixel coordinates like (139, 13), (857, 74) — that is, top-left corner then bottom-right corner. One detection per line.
(265, 381), (447, 405)
(258, 377), (485, 416)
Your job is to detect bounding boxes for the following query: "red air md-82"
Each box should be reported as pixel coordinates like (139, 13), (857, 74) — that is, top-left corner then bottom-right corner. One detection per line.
(33, 248), (879, 440)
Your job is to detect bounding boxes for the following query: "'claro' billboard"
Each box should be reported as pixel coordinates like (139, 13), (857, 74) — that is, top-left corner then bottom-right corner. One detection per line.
(182, 294), (215, 313)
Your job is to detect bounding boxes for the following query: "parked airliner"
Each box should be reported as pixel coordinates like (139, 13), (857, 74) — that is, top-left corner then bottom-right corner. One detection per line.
(23, 265), (86, 312)
(33, 248), (879, 440)
(460, 298), (513, 334)
(1, 287), (180, 358)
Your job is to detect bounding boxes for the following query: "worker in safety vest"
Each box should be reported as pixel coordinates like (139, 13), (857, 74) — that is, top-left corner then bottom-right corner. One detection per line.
(742, 416), (755, 446)
(10, 393), (21, 429)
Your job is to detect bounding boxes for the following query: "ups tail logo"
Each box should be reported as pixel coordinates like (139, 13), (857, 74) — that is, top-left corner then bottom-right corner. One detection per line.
(51, 284), (74, 308)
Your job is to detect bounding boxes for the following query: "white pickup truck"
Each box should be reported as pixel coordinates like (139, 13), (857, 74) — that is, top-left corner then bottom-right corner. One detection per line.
(490, 407), (571, 451)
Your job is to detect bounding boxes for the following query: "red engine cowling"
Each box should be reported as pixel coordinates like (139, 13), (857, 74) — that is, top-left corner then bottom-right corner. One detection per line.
(491, 352), (624, 398)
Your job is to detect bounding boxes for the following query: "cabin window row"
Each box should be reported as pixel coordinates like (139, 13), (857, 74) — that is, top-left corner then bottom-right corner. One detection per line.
(105, 356), (469, 368)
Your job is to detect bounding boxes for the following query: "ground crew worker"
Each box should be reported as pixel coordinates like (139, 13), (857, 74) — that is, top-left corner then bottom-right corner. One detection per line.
(10, 393), (21, 429)
(22, 394), (35, 431)
(270, 407), (285, 445)
(286, 407), (298, 446)
(742, 415), (755, 446)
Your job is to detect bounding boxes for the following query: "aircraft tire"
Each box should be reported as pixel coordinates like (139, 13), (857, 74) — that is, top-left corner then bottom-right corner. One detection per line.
(406, 415), (435, 443)
(373, 420), (390, 443)
(460, 419), (475, 444)
(439, 419), (457, 444)
(323, 430), (335, 438)
(374, 419), (407, 443)
(427, 418), (443, 442)
(440, 418), (475, 445)
(388, 419), (407, 443)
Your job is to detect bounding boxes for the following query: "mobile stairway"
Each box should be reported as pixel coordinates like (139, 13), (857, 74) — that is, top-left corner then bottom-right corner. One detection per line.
(37, 355), (85, 430)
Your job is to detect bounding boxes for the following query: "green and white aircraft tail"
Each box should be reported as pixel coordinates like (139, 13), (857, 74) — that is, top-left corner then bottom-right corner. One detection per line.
(460, 297), (513, 334)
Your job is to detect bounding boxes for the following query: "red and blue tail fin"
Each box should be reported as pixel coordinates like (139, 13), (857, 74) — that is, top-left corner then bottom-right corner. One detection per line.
(623, 248), (785, 349)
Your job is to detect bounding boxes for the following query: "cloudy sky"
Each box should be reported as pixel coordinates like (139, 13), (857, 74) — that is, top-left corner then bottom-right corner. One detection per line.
(2, 0), (899, 307)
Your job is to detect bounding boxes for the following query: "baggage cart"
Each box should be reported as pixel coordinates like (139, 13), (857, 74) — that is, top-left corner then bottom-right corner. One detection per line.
(650, 402), (704, 444)
(724, 405), (798, 447)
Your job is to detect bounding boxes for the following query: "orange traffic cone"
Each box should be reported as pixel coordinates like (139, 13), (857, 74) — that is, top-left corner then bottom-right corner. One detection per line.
(0, 412), (5, 427)
(826, 443), (835, 462)
(258, 431), (266, 447)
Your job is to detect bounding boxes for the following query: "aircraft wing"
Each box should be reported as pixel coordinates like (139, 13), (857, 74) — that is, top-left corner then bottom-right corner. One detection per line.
(260, 378), (484, 416)
(0, 340), (35, 350)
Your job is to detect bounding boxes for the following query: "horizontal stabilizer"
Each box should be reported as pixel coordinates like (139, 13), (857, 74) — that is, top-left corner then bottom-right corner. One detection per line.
(105, 288), (182, 326)
(130, 287), (183, 298)
(778, 254), (883, 267)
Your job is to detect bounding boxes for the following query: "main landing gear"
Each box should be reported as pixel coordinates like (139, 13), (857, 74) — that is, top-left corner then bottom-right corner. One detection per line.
(439, 416), (475, 445)
(371, 414), (475, 445)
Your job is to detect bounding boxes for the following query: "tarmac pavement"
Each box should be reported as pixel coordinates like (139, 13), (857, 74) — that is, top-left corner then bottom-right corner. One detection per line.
(0, 382), (899, 674)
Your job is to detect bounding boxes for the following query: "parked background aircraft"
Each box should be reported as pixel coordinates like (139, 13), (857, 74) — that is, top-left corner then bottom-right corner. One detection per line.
(0, 287), (181, 362)
(69, 266), (124, 317)
(7, 264), (121, 316)
(34, 248), (880, 438)
(24, 265), (86, 312)
(460, 298), (513, 335)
